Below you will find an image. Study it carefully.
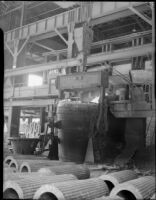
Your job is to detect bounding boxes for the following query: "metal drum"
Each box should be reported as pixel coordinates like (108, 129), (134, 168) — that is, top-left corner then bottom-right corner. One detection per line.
(57, 100), (98, 163)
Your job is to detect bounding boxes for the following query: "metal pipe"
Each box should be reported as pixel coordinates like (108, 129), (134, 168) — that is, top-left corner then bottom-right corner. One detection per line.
(20, 1), (25, 27)
(19, 161), (75, 172)
(4, 171), (56, 181)
(33, 178), (109, 200)
(152, 3), (155, 110)
(110, 176), (155, 199)
(9, 159), (73, 172)
(37, 164), (90, 180)
(3, 167), (14, 174)
(4, 43), (152, 77)
(3, 174), (77, 199)
(99, 170), (138, 192)
(3, 156), (14, 166)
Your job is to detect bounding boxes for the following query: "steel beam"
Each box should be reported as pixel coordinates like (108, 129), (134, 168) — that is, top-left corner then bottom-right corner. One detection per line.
(4, 99), (56, 107)
(5, 43), (152, 77)
(5, 2), (146, 43)
(91, 3), (149, 26)
(129, 6), (152, 25)
(17, 37), (29, 56)
(5, 58), (80, 77)
(91, 30), (151, 47)
(30, 5), (147, 42)
(54, 28), (68, 45)
(88, 44), (152, 65)
(5, 42), (14, 57)
(4, 42), (14, 57)
(33, 41), (55, 52)
(29, 28), (67, 42)
(20, 1), (25, 27)
(132, 15), (146, 31)
(152, 3), (155, 110)
(0, 4), (22, 17)
(42, 49), (67, 56)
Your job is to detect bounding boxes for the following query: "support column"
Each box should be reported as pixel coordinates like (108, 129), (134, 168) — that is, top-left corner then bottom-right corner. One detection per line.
(74, 22), (93, 72)
(67, 22), (75, 59)
(10, 107), (21, 137)
(152, 3), (155, 110)
(5, 36), (29, 69)
(7, 106), (13, 138)
(20, 1), (25, 27)
(13, 39), (19, 68)
(40, 107), (46, 133)
(42, 71), (47, 84)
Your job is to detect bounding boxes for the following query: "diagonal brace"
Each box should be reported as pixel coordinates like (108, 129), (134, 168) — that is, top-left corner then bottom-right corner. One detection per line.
(17, 37), (30, 56)
(33, 41), (55, 52)
(129, 6), (152, 26)
(5, 42), (14, 57)
(54, 28), (68, 45)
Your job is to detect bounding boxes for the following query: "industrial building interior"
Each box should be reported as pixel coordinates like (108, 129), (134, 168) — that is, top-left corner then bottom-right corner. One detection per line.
(2, 1), (155, 200)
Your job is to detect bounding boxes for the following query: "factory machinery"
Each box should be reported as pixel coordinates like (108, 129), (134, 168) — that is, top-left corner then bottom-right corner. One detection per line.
(2, 2), (155, 200)
(4, 2), (155, 166)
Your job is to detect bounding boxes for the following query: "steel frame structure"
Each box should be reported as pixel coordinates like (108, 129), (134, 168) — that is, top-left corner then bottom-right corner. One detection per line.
(3, 2), (154, 116)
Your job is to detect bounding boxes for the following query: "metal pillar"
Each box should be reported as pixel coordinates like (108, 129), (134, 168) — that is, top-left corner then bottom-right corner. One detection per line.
(20, 1), (25, 27)
(7, 106), (13, 138)
(67, 22), (75, 59)
(152, 3), (155, 110)
(5, 37), (29, 69)
(13, 40), (19, 68)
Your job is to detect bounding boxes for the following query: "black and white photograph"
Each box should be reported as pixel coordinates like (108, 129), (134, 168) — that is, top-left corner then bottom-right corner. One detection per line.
(1, 1), (155, 199)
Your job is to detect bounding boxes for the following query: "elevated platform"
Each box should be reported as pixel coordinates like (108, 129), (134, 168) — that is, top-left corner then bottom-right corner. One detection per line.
(4, 2), (146, 42)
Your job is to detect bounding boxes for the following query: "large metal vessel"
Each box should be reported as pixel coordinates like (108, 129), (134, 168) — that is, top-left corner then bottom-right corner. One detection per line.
(57, 100), (98, 163)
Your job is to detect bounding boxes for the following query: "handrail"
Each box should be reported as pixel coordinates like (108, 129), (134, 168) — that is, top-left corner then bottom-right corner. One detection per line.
(91, 30), (151, 47)
(42, 30), (151, 56)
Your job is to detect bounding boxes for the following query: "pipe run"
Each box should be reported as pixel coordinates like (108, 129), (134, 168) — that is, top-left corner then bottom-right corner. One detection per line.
(3, 154), (48, 164)
(37, 164), (90, 179)
(19, 160), (75, 172)
(3, 163), (11, 168)
(110, 176), (155, 200)
(4, 171), (56, 181)
(9, 158), (23, 172)
(9, 158), (62, 172)
(3, 174), (77, 199)
(3, 156), (14, 166)
(99, 170), (138, 192)
(3, 167), (14, 175)
(33, 178), (109, 200)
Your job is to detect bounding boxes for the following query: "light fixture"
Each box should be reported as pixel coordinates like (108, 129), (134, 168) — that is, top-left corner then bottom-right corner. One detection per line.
(132, 25), (136, 33)
(13, 65), (16, 69)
